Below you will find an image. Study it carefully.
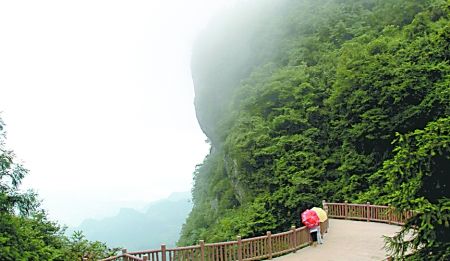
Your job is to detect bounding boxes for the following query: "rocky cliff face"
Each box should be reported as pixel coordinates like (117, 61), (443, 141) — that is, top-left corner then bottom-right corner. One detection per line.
(180, 0), (449, 249)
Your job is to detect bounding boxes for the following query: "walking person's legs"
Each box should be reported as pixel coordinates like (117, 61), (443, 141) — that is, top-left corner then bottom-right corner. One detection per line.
(310, 231), (318, 246)
(317, 230), (323, 244)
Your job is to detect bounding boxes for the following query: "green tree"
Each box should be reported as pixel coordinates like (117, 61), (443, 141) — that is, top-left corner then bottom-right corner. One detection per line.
(373, 117), (450, 260)
(0, 117), (117, 260)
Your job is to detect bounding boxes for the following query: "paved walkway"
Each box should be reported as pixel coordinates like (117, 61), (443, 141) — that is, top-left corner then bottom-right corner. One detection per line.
(275, 219), (400, 261)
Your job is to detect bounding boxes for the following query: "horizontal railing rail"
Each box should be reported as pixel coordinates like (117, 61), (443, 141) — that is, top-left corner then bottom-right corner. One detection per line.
(100, 201), (410, 261)
(325, 201), (414, 225)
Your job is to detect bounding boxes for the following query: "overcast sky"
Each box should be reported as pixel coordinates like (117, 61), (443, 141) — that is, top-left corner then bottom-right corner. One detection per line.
(0, 0), (235, 226)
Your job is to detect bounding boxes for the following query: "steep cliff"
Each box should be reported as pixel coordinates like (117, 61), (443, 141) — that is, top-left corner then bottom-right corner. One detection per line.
(180, 1), (450, 257)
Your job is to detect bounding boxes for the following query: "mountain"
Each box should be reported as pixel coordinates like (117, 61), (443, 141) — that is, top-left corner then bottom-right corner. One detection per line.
(180, 0), (449, 258)
(71, 192), (192, 251)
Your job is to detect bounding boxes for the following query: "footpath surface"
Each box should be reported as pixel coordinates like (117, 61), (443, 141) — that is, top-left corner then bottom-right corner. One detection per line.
(275, 219), (400, 261)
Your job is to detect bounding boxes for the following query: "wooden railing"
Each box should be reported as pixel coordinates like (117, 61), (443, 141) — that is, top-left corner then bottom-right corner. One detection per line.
(101, 201), (411, 261)
(101, 221), (327, 261)
(325, 201), (414, 225)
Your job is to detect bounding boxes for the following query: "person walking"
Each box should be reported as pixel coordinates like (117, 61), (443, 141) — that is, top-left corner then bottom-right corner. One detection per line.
(309, 225), (323, 245)
(311, 206), (328, 244)
(301, 209), (321, 246)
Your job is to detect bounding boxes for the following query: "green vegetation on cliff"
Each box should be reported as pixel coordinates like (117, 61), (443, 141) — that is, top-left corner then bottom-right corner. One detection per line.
(181, 0), (450, 259)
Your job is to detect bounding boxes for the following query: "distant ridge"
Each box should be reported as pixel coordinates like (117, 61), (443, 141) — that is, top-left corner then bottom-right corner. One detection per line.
(69, 192), (192, 251)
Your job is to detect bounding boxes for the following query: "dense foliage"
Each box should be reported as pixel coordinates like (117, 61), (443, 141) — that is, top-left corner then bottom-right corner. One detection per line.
(0, 118), (118, 260)
(180, 0), (449, 259)
(377, 117), (450, 260)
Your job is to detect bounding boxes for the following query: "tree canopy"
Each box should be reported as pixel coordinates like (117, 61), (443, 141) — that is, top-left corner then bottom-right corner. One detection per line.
(180, 0), (450, 259)
(0, 118), (118, 260)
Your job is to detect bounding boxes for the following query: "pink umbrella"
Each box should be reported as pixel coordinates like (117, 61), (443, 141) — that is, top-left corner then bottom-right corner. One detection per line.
(301, 209), (320, 228)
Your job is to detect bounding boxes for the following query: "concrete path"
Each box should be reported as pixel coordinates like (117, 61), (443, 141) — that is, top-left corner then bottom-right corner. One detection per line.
(274, 219), (400, 261)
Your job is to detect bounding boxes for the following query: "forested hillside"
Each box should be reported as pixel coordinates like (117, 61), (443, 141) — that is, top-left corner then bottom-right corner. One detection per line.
(180, 0), (449, 259)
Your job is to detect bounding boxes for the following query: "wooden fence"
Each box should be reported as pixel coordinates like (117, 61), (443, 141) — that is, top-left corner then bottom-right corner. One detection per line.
(101, 201), (411, 261)
(325, 201), (414, 225)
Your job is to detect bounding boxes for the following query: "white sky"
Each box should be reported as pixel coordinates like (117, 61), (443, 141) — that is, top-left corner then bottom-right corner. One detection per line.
(0, 0), (234, 226)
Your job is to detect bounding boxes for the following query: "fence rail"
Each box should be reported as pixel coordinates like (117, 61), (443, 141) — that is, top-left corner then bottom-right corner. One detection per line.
(101, 201), (410, 261)
(326, 201), (414, 225)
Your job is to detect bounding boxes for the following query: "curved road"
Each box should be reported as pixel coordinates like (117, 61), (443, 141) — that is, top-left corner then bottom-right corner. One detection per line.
(275, 219), (400, 261)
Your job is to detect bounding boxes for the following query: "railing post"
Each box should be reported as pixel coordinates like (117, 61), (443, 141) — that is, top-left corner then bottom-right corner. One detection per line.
(237, 236), (243, 261)
(322, 199), (328, 214)
(199, 240), (205, 261)
(388, 204), (392, 224)
(161, 244), (166, 261)
(122, 249), (128, 261)
(344, 201), (348, 219)
(291, 226), (297, 252)
(366, 202), (370, 222)
(267, 231), (273, 260)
